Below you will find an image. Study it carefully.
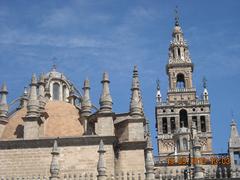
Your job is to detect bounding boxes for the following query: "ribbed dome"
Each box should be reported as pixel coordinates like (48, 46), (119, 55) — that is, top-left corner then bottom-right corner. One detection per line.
(1, 101), (84, 139)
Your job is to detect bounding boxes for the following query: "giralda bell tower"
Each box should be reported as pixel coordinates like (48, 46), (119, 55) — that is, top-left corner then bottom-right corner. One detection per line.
(155, 11), (213, 161)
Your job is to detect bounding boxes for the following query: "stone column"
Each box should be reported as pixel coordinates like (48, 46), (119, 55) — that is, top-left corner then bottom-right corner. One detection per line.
(193, 139), (204, 179)
(175, 116), (180, 130)
(206, 114), (211, 132)
(97, 140), (107, 180)
(158, 117), (163, 134)
(50, 140), (60, 180)
(197, 116), (201, 133)
(167, 117), (171, 134)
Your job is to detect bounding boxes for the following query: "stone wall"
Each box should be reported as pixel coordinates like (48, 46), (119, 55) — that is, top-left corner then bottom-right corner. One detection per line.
(0, 144), (115, 177)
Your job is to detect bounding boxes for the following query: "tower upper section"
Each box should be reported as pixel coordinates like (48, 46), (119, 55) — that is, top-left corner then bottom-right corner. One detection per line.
(166, 12), (195, 102)
(168, 15), (192, 65)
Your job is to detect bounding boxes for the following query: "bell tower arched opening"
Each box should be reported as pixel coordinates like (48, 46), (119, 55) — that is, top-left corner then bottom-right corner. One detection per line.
(180, 109), (188, 128)
(176, 73), (185, 89)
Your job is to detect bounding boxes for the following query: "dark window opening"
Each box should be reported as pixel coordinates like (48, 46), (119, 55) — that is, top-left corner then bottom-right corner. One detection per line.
(192, 116), (198, 130)
(234, 152), (240, 165)
(201, 116), (206, 132)
(162, 117), (168, 134)
(62, 85), (67, 101)
(176, 73), (185, 89)
(170, 117), (176, 133)
(180, 109), (188, 128)
(178, 48), (181, 57)
(53, 83), (60, 100)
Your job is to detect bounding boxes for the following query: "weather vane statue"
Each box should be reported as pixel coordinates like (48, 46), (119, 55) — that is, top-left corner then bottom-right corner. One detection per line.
(175, 6), (180, 26)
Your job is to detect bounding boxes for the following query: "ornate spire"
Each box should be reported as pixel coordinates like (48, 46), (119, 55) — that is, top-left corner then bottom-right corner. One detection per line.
(0, 82), (9, 119)
(97, 139), (107, 180)
(168, 7), (191, 64)
(130, 66), (143, 117)
(50, 140), (60, 180)
(26, 74), (39, 117)
(156, 79), (162, 103)
(133, 65), (144, 112)
(99, 72), (112, 113)
(81, 78), (92, 115)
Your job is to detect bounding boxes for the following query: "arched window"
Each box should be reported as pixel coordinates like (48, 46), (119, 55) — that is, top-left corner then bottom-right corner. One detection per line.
(201, 116), (206, 132)
(62, 85), (67, 101)
(176, 73), (185, 89)
(180, 109), (188, 128)
(53, 82), (60, 100)
(183, 138), (188, 151)
(162, 117), (168, 134)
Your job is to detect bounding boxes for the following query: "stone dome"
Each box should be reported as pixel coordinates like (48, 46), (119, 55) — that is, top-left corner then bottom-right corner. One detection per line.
(1, 101), (84, 139)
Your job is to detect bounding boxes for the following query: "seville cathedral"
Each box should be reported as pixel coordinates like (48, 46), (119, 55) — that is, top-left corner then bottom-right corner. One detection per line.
(0, 13), (240, 180)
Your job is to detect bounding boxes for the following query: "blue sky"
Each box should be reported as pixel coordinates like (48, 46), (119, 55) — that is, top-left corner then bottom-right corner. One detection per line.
(0, 0), (240, 155)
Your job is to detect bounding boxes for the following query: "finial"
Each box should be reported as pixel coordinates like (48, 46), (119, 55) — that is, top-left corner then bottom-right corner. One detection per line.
(19, 87), (28, 108)
(174, 6), (180, 26)
(156, 79), (160, 90)
(26, 74), (39, 117)
(203, 76), (207, 89)
(39, 73), (45, 84)
(0, 82), (9, 118)
(231, 111), (236, 125)
(81, 78), (92, 115)
(50, 139), (60, 179)
(133, 65), (139, 78)
(51, 57), (57, 72)
(99, 72), (112, 113)
(130, 66), (143, 117)
(156, 79), (162, 103)
(84, 78), (90, 89)
(98, 139), (105, 153)
(52, 139), (59, 154)
(0, 82), (8, 94)
(231, 110), (234, 119)
(31, 74), (37, 85)
(23, 86), (28, 96)
(97, 139), (106, 179)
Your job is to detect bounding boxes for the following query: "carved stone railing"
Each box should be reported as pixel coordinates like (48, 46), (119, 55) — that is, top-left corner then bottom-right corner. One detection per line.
(0, 171), (145, 180)
(168, 88), (196, 93)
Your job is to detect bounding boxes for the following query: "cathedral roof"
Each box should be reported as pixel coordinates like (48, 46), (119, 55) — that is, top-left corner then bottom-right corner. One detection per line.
(1, 101), (84, 139)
